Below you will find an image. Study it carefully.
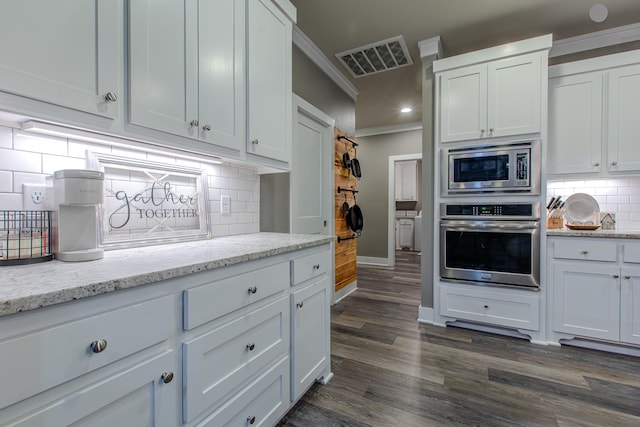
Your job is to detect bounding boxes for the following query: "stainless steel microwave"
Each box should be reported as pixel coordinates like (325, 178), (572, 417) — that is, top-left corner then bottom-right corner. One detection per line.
(441, 140), (540, 196)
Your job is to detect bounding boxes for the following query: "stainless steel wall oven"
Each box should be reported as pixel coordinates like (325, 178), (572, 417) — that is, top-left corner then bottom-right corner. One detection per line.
(440, 202), (540, 289)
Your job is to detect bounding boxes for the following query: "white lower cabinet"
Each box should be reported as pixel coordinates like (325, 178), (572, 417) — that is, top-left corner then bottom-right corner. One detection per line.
(548, 237), (640, 346)
(0, 242), (332, 426)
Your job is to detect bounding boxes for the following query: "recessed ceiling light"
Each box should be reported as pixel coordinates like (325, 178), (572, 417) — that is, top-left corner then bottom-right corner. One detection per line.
(589, 4), (608, 23)
(401, 107), (412, 113)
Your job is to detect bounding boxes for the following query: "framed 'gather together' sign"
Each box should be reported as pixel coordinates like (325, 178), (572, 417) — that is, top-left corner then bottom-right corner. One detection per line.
(89, 152), (211, 249)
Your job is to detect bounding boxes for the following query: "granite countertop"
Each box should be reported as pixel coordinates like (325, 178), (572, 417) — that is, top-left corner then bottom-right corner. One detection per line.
(547, 229), (640, 239)
(0, 232), (334, 318)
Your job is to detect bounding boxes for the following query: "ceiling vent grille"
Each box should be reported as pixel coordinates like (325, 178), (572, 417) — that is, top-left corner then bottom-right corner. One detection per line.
(336, 35), (413, 78)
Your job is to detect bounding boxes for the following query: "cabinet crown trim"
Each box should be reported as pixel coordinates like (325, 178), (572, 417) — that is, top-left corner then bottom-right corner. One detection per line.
(548, 49), (640, 78)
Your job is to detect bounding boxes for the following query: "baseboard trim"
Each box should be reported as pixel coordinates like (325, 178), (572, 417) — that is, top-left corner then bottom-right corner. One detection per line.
(417, 306), (434, 324)
(332, 281), (357, 304)
(356, 256), (391, 266)
(559, 338), (640, 357)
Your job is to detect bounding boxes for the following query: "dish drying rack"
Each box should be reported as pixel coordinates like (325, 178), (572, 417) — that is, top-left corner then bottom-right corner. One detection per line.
(0, 210), (53, 265)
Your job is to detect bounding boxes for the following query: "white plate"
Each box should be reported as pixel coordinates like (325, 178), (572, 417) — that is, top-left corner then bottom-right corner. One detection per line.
(564, 193), (600, 224)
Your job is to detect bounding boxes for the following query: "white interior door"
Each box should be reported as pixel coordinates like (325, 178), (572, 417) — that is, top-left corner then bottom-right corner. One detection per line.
(291, 96), (334, 235)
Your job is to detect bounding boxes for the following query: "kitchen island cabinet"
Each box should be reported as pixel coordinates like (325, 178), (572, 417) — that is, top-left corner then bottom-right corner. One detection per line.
(0, 0), (121, 120)
(547, 235), (640, 347)
(548, 50), (640, 176)
(0, 233), (333, 427)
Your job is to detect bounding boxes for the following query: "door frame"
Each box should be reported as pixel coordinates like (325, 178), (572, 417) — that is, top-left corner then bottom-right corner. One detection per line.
(291, 94), (335, 235)
(388, 153), (422, 266)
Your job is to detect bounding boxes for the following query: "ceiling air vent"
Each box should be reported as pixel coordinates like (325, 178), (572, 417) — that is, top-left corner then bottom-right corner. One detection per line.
(336, 35), (413, 78)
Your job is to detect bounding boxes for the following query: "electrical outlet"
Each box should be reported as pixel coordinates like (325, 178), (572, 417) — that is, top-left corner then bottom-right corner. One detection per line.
(23, 184), (47, 211)
(221, 195), (231, 215)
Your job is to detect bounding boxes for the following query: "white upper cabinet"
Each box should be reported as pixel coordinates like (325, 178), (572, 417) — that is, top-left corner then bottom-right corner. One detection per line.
(607, 64), (640, 173)
(395, 160), (419, 202)
(246, 0), (293, 164)
(548, 52), (640, 176)
(0, 0), (121, 118)
(548, 72), (603, 175)
(129, 0), (244, 152)
(439, 52), (543, 143)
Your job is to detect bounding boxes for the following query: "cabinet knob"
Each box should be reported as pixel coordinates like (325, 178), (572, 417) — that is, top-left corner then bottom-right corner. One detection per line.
(247, 416), (256, 425)
(613, 274), (620, 279)
(594, 163), (600, 167)
(611, 161), (618, 166)
(581, 250), (589, 255)
(483, 305), (489, 309)
(624, 275), (631, 279)
(90, 339), (108, 353)
(202, 124), (211, 131)
(489, 128), (494, 134)
(296, 301), (304, 309)
(161, 372), (174, 384)
(104, 91), (117, 103)
(251, 139), (259, 145)
(190, 119), (199, 127)
(313, 264), (320, 270)
(246, 343), (255, 351)
(480, 129), (485, 135)
(248, 286), (257, 294)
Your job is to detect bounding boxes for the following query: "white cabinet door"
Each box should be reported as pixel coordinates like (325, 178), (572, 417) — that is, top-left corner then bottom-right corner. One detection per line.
(129, 0), (194, 138)
(247, 0), (292, 163)
(487, 53), (542, 138)
(439, 64), (486, 142)
(398, 219), (414, 249)
(5, 351), (177, 427)
(548, 72), (603, 175)
(620, 268), (640, 345)
(197, 0), (245, 151)
(552, 262), (620, 341)
(607, 64), (640, 172)
(395, 161), (418, 201)
(291, 277), (330, 401)
(0, 0), (120, 118)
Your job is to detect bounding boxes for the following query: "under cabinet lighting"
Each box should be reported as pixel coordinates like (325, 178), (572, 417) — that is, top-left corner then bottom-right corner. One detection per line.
(21, 121), (223, 165)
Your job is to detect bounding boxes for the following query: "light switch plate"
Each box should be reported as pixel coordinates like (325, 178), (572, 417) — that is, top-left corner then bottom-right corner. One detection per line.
(23, 184), (47, 211)
(221, 195), (231, 215)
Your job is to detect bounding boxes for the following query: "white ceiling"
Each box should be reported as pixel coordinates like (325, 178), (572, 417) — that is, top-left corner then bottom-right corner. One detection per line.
(290, 0), (640, 132)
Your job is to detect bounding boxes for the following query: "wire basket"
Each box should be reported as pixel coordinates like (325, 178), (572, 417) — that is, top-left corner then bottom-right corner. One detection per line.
(0, 210), (53, 266)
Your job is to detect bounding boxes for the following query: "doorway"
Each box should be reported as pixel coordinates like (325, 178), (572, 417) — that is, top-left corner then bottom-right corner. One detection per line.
(387, 153), (422, 267)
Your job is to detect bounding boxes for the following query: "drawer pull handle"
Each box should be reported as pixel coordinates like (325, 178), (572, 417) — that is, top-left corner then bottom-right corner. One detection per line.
(161, 372), (174, 384)
(624, 275), (631, 279)
(90, 339), (108, 353)
(581, 250), (588, 255)
(296, 301), (304, 309)
(613, 274), (620, 279)
(247, 415), (256, 425)
(313, 264), (320, 270)
(248, 286), (257, 294)
(246, 343), (255, 351)
(483, 305), (489, 309)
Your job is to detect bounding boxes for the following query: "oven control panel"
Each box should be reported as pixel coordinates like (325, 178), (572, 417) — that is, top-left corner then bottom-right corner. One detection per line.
(441, 203), (539, 219)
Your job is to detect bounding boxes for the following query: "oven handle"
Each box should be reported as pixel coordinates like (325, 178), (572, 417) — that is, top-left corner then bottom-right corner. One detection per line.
(440, 220), (539, 231)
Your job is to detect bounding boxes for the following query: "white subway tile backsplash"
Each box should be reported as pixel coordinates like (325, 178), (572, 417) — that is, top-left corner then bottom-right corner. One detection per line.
(584, 180), (607, 188)
(0, 125), (259, 238)
(606, 178), (630, 187)
(594, 187), (617, 196)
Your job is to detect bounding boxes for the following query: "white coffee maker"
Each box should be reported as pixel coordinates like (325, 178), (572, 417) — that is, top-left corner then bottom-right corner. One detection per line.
(52, 169), (104, 262)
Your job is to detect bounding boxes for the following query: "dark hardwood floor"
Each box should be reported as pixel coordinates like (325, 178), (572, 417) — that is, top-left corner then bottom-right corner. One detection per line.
(278, 250), (640, 427)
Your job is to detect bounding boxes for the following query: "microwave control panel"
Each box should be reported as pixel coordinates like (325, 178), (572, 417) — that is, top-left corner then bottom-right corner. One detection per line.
(516, 152), (529, 181)
(442, 203), (540, 219)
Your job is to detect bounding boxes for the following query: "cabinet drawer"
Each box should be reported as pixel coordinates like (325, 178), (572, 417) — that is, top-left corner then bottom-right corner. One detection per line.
(623, 243), (640, 264)
(196, 356), (289, 427)
(439, 285), (540, 331)
(183, 297), (289, 422)
(553, 239), (617, 262)
(290, 250), (330, 285)
(3, 351), (176, 427)
(0, 295), (174, 409)
(184, 262), (288, 330)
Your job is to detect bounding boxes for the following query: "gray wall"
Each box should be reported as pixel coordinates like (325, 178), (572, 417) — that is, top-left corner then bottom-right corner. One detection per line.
(355, 129), (422, 258)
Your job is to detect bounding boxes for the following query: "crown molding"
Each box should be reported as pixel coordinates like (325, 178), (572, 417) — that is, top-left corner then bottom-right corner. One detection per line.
(293, 26), (358, 101)
(418, 36), (442, 59)
(355, 121), (422, 138)
(550, 22), (640, 58)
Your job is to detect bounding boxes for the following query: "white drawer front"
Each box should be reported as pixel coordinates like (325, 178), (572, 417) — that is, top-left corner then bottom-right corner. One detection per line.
(4, 351), (176, 427)
(183, 297), (289, 422)
(440, 285), (540, 331)
(290, 249), (330, 285)
(553, 239), (617, 262)
(196, 357), (289, 427)
(0, 295), (174, 409)
(184, 262), (288, 330)
(622, 243), (640, 264)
